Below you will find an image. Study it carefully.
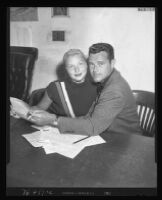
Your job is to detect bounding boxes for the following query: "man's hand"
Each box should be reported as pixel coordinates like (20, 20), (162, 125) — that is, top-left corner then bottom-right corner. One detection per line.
(28, 110), (56, 126)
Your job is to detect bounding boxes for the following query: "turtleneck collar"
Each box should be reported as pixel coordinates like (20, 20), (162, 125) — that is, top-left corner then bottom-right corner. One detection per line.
(65, 75), (90, 88)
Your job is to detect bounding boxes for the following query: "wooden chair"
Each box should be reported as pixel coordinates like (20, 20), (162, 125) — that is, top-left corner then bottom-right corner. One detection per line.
(133, 90), (155, 137)
(10, 46), (38, 102)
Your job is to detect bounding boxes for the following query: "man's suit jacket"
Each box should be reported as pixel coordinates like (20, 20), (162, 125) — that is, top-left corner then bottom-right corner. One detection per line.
(58, 69), (142, 136)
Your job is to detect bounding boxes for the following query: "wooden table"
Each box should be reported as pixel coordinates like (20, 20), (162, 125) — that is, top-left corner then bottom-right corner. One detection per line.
(7, 117), (157, 190)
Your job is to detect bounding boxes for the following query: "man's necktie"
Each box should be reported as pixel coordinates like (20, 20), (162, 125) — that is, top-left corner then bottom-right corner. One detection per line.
(95, 83), (104, 104)
(88, 83), (104, 116)
(97, 83), (104, 97)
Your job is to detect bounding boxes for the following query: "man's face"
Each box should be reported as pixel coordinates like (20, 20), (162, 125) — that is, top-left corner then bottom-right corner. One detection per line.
(88, 51), (114, 83)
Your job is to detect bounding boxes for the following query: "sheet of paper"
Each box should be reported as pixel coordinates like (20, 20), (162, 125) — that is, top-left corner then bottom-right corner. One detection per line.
(42, 135), (106, 158)
(40, 131), (88, 145)
(43, 143), (86, 159)
(31, 125), (88, 144)
(22, 129), (87, 147)
(22, 129), (106, 159)
(22, 131), (50, 147)
(10, 97), (30, 119)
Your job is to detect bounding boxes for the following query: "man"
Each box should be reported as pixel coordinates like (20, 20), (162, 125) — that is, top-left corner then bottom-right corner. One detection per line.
(30, 43), (141, 136)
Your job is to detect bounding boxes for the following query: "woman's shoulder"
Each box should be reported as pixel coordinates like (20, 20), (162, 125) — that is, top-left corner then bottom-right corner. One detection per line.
(48, 79), (62, 85)
(46, 80), (60, 90)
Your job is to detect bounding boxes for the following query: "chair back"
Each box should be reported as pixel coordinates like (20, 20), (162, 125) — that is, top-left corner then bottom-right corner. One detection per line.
(133, 90), (155, 137)
(10, 46), (38, 102)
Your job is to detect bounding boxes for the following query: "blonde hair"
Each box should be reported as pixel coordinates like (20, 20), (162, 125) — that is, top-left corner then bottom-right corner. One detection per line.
(63, 49), (86, 64)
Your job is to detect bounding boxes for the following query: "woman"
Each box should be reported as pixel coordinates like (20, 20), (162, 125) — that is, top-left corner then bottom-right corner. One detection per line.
(28, 49), (97, 118)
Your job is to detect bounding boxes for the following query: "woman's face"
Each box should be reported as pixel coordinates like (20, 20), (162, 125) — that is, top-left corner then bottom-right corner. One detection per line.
(65, 54), (88, 83)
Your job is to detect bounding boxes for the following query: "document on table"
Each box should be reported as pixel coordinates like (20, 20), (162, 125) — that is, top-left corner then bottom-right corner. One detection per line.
(43, 135), (106, 159)
(10, 97), (30, 120)
(22, 127), (61, 147)
(22, 127), (106, 159)
(22, 131), (50, 147)
(30, 126), (88, 144)
(42, 143), (86, 159)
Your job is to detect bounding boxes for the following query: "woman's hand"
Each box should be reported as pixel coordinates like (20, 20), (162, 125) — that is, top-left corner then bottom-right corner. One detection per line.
(28, 110), (56, 126)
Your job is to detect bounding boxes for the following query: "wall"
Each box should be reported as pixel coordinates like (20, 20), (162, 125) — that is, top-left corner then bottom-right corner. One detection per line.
(10, 7), (155, 93)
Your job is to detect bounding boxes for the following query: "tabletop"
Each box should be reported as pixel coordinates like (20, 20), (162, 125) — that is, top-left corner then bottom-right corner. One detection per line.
(7, 117), (157, 188)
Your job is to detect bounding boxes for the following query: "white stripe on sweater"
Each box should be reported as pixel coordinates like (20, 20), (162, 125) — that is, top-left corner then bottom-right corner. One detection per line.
(60, 82), (76, 118)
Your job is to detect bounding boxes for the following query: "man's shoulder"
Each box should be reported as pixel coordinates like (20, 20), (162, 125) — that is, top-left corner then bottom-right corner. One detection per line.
(102, 86), (124, 99)
(105, 70), (131, 90)
(103, 73), (132, 100)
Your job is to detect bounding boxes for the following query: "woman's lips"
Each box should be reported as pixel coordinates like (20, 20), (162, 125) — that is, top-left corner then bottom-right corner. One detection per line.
(75, 73), (82, 77)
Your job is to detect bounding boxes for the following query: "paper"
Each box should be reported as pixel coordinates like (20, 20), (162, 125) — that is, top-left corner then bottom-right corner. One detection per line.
(22, 129), (106, 159)
(40, 131), (88, 145)
(22, 131), (50, 147)
(22, 127), (60, 147)
(43, 135), (106, 158)
(30, 126), (87, 144)
(10, 97), (30, 119)
(43, 143), (85, 159)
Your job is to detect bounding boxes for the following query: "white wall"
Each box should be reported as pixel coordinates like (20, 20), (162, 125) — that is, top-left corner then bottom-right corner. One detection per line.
(10, 7), (155, 93)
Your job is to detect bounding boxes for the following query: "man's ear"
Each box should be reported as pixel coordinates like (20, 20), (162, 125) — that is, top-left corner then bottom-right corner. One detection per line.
(111, 59), (116, 69)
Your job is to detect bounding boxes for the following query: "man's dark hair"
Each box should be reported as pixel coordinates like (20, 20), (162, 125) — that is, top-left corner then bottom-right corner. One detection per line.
(89, 43), (114, 61)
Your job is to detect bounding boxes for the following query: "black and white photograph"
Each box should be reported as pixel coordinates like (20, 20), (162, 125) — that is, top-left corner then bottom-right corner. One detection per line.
(7, 7), (156, 196)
